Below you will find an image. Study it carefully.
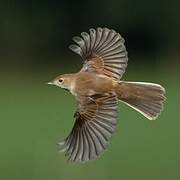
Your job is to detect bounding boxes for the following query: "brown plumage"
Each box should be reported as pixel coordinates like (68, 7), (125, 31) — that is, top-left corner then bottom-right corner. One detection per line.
(48, 27), (166, 163)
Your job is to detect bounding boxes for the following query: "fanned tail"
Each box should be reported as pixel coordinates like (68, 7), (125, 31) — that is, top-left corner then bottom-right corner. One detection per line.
(116, 81), (166, 120)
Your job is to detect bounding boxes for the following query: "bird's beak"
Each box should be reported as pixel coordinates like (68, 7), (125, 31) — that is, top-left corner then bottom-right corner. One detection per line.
(47, 82), (54, 85)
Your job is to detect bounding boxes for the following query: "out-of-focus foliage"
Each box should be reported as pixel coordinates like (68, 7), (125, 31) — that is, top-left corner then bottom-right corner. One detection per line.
(0, 0), (180, 64)
(0, 66), (179, 180)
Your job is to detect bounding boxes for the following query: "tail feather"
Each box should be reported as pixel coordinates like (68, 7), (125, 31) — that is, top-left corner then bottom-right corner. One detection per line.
(116, 81), (166, 120)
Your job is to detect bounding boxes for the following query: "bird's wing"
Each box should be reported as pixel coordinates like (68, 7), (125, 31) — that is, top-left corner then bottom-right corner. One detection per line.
(58, 93), (118, 163)
(69, 27), (128, 80)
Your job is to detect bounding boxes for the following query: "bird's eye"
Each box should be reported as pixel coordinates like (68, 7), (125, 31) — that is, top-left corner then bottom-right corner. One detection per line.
(59, 79), (63, 83)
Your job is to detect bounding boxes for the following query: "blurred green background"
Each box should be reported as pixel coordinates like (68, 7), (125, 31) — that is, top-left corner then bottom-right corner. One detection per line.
(0, 0), (180, 180)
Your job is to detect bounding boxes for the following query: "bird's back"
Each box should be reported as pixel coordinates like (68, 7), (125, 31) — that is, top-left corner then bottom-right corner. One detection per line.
(72, 72), (115, 97)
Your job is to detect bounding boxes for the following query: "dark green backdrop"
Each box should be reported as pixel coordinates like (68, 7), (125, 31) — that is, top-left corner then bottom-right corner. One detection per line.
(0, 0), (179, 179)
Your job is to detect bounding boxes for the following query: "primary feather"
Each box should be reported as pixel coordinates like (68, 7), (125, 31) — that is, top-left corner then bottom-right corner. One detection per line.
(69, 27), (128, 80)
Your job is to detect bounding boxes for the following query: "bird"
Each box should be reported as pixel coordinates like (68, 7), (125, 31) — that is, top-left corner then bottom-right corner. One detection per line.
(48, 27), (166, 163)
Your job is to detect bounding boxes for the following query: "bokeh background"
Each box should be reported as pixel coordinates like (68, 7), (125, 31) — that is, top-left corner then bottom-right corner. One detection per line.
(0, 0), (180, 180)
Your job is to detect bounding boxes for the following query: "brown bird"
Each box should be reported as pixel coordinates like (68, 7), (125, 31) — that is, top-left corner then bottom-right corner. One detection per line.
(48, 27), (166, 163)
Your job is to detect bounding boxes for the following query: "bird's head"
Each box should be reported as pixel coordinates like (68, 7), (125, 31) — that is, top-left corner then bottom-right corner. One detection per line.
(48, 74), (74, 90)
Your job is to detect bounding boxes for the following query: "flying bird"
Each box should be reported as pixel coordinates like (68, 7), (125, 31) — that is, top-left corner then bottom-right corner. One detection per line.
(48, 27), (166, 163)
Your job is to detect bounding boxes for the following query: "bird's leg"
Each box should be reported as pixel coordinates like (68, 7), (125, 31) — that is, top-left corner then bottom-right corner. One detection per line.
(73, 111), (80, 118)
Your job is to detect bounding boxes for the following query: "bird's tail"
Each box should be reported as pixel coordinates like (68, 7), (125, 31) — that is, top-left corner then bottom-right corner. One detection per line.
(115, 81), (166, 120)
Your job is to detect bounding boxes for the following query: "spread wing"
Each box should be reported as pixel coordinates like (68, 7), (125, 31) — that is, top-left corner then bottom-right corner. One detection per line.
(69, 27), (128, 80)
(58, 93), (118, 163)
